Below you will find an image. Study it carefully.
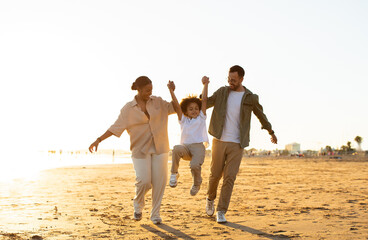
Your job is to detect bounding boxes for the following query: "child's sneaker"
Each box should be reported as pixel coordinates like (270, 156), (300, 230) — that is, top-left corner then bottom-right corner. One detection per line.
(190, 185), (200, 196)
(169, 173), (179, 187)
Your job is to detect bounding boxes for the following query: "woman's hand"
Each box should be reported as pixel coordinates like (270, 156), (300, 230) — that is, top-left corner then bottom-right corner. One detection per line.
(89, 140), (99, 153)
(88, 131), (112, 153)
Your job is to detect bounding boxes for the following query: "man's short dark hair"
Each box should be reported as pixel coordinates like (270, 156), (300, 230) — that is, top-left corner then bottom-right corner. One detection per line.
(229, 65), (245, 78)
(180, 96), (202, 115)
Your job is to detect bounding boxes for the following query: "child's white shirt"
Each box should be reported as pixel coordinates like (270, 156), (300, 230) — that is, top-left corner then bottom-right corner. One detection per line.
(179, 111), (209, 145)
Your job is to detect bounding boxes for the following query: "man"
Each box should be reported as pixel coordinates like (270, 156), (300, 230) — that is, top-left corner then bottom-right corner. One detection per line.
(205, 65), (277, 223)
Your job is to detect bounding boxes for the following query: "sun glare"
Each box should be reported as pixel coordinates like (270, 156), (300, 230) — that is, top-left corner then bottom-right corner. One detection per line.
(0, 151), (47, 183)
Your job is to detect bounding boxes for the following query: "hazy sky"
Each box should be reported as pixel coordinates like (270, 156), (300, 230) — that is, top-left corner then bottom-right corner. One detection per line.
(1, 0), (367, 154)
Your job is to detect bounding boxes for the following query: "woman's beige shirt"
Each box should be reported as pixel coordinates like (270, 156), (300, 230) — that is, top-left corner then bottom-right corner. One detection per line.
(108, 96), (175, 158)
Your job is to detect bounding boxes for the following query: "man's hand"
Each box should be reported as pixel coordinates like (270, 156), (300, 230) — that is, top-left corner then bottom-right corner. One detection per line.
(270, 134), (278, 144)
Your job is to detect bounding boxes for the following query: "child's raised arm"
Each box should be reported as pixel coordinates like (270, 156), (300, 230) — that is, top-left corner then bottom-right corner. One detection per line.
(201, 76), (209, 115)
(167, 80), (182, 121)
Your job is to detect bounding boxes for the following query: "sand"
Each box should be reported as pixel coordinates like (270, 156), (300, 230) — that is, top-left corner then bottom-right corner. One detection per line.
(0, 156), (367, 239)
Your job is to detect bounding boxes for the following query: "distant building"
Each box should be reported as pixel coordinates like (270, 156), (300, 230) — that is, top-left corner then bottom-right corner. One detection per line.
(285, 142), (301, 154)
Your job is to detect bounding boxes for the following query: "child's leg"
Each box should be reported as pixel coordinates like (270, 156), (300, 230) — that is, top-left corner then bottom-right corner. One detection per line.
(171, 145), (192, 174)
(187, 143), (206, 186)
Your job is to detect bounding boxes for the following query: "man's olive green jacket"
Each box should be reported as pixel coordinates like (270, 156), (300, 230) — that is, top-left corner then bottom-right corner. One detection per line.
(206, 86), (272, 148)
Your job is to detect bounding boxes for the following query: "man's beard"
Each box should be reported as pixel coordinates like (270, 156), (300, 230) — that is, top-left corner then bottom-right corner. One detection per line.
(230, 84), (240, 90)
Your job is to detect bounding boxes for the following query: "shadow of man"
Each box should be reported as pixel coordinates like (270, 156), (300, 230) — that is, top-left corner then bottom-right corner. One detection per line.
(223, 222), (293, 240)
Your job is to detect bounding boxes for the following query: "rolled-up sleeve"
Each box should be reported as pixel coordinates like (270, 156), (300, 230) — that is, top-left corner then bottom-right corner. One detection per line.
(108, 104), (129, 137)
(167, 101), (175, 115)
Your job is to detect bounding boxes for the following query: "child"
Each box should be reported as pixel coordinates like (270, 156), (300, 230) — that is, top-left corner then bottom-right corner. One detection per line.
(167, 77), (209, 196)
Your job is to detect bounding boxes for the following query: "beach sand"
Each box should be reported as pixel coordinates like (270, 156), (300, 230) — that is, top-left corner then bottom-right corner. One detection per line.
(0, 156), (367, 239)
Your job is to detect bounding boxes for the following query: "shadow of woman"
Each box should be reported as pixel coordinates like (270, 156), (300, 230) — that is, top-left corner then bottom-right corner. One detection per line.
(141, 223), (195, 240)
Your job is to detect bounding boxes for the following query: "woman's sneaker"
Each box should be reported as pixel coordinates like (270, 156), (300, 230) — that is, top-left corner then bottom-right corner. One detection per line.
(133, 212), (142, 221)
(169, 173), (179, 187)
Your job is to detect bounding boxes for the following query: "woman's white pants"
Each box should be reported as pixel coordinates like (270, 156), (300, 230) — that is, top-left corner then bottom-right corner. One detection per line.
(132, 153), (168, 220)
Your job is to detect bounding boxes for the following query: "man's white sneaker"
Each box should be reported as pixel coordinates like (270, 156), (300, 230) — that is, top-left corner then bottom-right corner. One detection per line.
(190, 185), (200, 196)
(216, 211), (227, 223)
(206, 198), (215, 216)
(169, 173), (179, 187)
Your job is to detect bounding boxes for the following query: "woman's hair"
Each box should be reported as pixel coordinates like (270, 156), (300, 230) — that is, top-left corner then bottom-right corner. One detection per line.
(180, 95), (202, 114)
(131, 76), (152, 90)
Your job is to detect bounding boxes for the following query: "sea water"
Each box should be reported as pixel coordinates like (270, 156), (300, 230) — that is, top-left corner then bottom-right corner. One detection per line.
(0, 150), (132, 183)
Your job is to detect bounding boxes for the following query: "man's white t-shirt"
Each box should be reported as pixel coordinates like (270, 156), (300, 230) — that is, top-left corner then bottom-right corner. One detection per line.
(180, 111), (209, 145)
(219, 91), (245, 143)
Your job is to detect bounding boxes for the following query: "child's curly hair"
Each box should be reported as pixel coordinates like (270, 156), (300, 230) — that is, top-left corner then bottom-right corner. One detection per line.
(180, 95), (202, 115)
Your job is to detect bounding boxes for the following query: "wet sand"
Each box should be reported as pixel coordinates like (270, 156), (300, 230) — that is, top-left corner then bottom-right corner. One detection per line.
(0, 156), (367, 239)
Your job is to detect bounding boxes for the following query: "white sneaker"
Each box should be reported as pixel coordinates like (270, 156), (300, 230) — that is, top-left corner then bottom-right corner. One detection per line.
(216, 211), (227, 223)
(190, 185), (200, 196)
(169, 173), (179, 187)
(206, 198), (215, 216)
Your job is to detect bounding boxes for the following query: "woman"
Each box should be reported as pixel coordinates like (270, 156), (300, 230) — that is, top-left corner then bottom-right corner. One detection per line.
(89, 76), (175, 224)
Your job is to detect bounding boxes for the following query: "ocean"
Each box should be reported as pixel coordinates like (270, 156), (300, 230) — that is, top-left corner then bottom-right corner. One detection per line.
(0, 150), (132, 183)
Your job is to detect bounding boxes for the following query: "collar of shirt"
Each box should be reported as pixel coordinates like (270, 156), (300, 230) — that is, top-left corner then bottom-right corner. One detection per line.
(129, 95), (154, 107)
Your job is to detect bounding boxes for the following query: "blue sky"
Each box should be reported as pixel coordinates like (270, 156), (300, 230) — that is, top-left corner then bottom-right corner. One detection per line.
(1, 0), (367, 154)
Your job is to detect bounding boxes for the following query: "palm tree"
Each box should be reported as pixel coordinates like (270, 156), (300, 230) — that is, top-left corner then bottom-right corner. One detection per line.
(326, 145), (332, 153)
(347, 141), (352, 152)
(355, 136), (363, 151)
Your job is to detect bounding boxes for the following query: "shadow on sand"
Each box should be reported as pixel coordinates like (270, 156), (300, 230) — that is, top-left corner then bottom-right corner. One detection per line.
(141, 224), (195, 240)
(224, 222), (293, 240)
(141, 221), (294, 240)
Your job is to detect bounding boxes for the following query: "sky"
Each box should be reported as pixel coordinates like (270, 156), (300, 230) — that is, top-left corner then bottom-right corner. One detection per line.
(1, 0), (367, 157)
